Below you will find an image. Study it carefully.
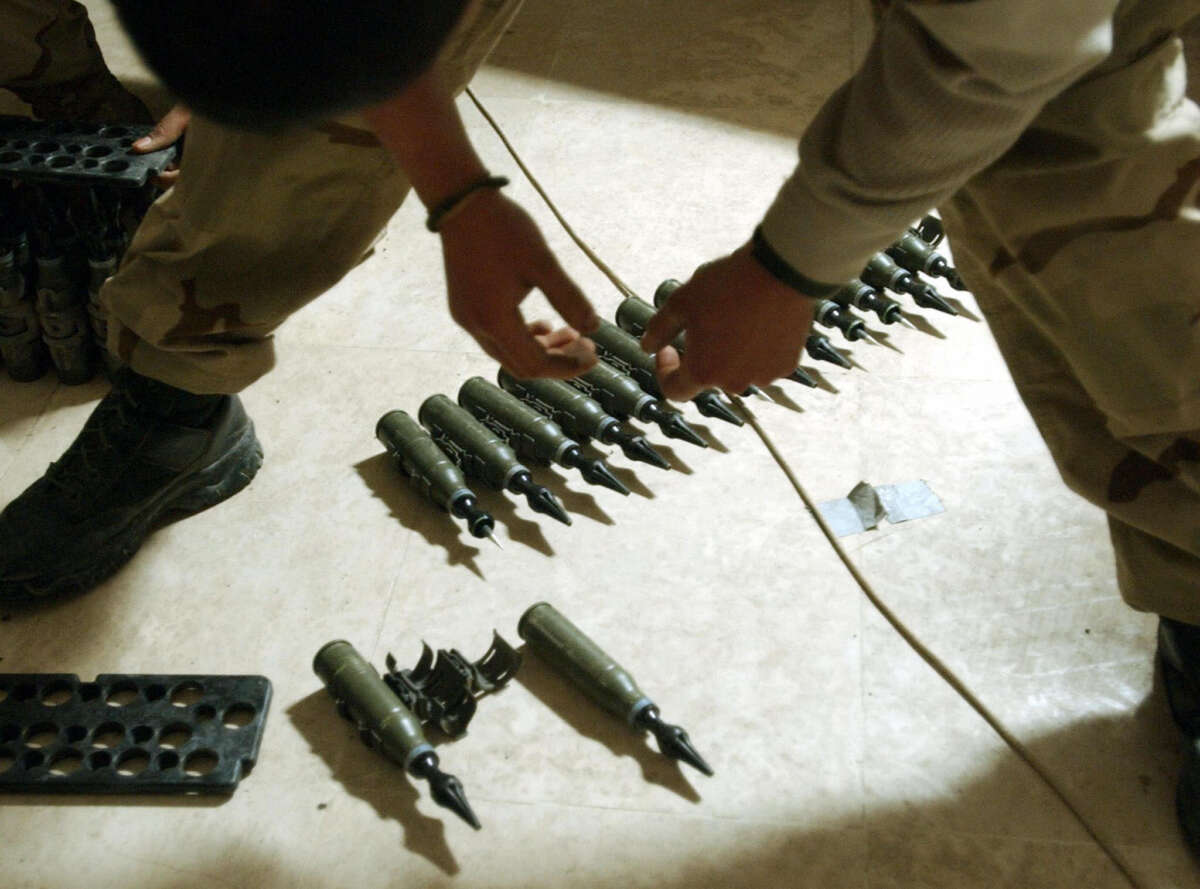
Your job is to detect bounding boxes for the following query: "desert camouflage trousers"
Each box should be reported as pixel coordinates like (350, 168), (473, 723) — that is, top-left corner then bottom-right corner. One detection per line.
(3, 0), (523, 394)
(939, 0), (1200, 620)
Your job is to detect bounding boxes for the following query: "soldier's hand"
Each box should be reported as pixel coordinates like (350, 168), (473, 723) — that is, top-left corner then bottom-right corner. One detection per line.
(439, 189), (599, 379)
(641, 244), (815, 400)
(132, 104), (191, 186)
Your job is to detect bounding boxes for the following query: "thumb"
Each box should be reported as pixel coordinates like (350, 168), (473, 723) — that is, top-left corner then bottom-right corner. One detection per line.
(641, 301), (686, 355)
(133, 105), (191, 153)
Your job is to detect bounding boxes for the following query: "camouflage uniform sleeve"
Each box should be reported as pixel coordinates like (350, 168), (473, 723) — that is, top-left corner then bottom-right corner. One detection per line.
(758, 0), (1121, 286)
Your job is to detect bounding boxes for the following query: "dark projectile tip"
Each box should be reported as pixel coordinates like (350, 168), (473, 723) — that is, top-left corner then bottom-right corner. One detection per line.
(695, 392), (744, 427)
(807, 337), (852, 369)
(787, 366), (819, 388)
(915, 285), (958, 316)
(623, 436), (672, 470)
(658, 725), (715, 777)
(639, 709), (714, 777)
(430, 769), (482, 830)
(529, 487), (572, 525)
(945, 267), (968, 291)
(580, 457), (631, 495)
(661, 412), (708, 448)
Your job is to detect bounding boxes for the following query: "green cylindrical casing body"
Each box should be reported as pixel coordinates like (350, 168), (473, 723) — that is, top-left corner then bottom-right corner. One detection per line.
(887, 230), (940, 274)
(497, 370), (620, 443)
(862, 252), (910, 292)
(458, 377), (575, 466)
(588, 319), (664, 398)
(376, 409), (475, 513)
(519, 602), (652, 725)
(419, 394), (525, 491)
(813, 299), (838, 326)
(615, 296), (688, 353)
(653, 279), (681, 308)
(831, 279), (876, 310)
(568, 360), (656, 421)
(313, 639), (433, 771)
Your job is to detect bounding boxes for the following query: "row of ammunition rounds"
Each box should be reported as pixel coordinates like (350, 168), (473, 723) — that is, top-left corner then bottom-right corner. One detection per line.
(376, 218), (966, 545)
(314, 602), (712, 830)
(0, 178), (154, 385)
(376, 350), (722, 543)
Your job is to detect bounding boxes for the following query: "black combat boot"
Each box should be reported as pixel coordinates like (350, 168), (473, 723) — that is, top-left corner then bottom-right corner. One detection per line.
(1158, 617), (1200, 856)
(0, 369), (262, 601)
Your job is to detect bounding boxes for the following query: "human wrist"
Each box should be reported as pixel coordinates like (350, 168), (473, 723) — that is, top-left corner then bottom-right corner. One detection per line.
(749, 227), (840, 298)
(426, 174), (510, 232)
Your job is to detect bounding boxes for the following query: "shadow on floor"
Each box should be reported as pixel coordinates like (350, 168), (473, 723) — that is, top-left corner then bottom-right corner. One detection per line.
(353, 453), (488, 579)
(287, 689), (461, 877)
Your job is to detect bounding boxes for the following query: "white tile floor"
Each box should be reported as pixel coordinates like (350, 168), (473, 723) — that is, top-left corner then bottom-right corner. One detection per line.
(1, 2), (1197, 887)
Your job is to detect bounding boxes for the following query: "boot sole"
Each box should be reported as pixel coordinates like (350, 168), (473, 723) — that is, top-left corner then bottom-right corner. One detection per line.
(0, 422), (264, 602)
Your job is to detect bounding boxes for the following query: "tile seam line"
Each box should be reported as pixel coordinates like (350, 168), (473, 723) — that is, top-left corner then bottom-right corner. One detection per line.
(463, 84), (1145, 888)
(739, 399), (1146, 889)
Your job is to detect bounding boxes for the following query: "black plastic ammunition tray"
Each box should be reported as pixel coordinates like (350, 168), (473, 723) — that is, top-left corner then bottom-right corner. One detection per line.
(0, 673), (271, 794)
(0, 116), (177, 188)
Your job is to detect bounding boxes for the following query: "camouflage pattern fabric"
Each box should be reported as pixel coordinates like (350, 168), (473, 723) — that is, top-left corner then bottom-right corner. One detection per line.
(95, 0), (522, 394)
(939, 0), (1200, 620)
(0, 0), (149, 122)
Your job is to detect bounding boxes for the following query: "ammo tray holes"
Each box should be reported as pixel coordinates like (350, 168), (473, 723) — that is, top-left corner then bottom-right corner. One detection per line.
(105, 681), (139, 707)
(223, 704), (255, 729)
(24, 723), (58, 748)
(170, 681), (204, 708)
(91, 722), (124, 748)
(184, 750), (218, 777)
(48, 750), (83, 776)
(0, 724), (19, 743)
(78, 683), (101, 703)
(159, 724), (191, 749)
(87, 750), (111, 770)
(0, 749), (13, 773)
(11, 683), (37, 703)
(41, 680), (73, 706)
(116, 749), (150, 776)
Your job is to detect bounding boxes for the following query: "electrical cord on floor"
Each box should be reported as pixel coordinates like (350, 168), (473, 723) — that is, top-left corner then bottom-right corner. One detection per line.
(464, 86), (1146, 889)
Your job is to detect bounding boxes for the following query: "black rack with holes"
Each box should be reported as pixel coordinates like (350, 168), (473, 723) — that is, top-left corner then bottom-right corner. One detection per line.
(0, 116), (178, 188)
(0, 673), (271, 794)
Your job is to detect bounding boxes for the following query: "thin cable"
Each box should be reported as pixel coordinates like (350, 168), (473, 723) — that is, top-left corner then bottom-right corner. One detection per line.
(465, 88), (638, 301)
(741, 402), (1144, 888)
(467, 88), (1146, 889)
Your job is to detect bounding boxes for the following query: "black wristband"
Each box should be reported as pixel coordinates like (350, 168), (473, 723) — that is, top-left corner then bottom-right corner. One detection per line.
(750, 226), (840, 298)
(426, 175), (510, 232)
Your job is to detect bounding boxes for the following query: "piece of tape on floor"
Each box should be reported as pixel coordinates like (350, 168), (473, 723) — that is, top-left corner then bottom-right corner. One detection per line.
(817, 480), (944, 537)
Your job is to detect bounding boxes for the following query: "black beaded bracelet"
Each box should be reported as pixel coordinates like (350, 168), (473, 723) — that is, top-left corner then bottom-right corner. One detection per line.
(750, 226), (840, 298)
(426, 174), (511, 232)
